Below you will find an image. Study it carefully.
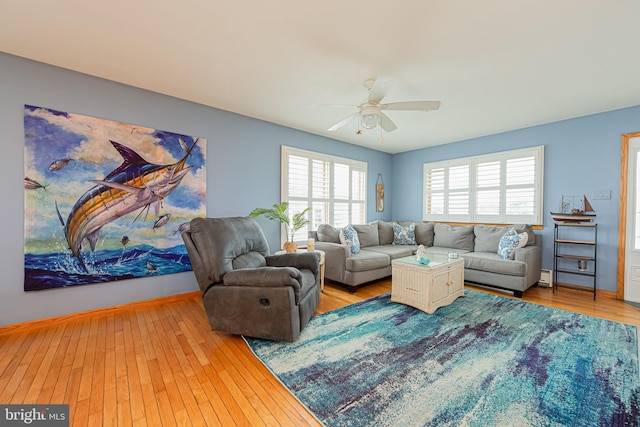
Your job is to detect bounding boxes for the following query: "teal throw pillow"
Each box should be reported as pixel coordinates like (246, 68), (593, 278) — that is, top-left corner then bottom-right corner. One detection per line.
(497, 229), (529, 260)
(340, 225), (361, 255)
(393, 223), (416, 245)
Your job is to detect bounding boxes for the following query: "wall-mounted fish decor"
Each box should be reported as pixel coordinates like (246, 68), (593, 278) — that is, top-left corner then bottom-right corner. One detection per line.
(23, 105), (207, 291)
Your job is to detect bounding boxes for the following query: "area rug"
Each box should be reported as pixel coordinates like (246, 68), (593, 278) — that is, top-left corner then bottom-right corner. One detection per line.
(244, 290), (640, 426)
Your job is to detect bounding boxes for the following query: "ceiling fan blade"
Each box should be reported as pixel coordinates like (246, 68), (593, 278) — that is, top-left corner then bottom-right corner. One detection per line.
(309, 103), (358, 109)
(381, 100), (441, 111)
(379, 113), (398, 132)
(328, 113), (358, 131)
(368, 78), (392, 104)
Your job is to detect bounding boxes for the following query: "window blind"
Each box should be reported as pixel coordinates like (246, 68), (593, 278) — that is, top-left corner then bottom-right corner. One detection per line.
(282, 146), (367, 244)
(423, 146), (544, 225)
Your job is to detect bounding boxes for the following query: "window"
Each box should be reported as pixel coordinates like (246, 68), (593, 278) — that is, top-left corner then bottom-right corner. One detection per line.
(282, 146), (367, 243)
(423, 146), (544, 225)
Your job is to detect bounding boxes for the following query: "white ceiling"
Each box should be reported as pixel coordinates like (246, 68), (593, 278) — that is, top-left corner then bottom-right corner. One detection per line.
(2, 1), (640, 154)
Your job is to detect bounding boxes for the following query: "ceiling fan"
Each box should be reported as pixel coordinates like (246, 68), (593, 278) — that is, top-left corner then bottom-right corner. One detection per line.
(321, 78), (441, 133)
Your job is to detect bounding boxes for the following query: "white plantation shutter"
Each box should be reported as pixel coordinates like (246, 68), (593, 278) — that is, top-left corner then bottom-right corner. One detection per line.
(312, 160), (330, 198)
(505, 156), (536, 219)
(311, 159), (330, 229)
(423, 146), (544, 224)
(351, 169), (366, 224)
(423, 162), (471, 221)
(282, 146), (367, 244)
(448, 165), (470, 217)
(424, 167), (445, 217)
(476, 160), (501, 218)
(288, 155), (308, 198)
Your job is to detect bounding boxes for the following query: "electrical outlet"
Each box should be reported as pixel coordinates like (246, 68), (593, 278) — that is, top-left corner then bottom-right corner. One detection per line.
(592, 190), (611, 200)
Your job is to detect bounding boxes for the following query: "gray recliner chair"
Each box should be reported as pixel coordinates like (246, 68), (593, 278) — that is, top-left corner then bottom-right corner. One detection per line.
(182, 216), (321, 342)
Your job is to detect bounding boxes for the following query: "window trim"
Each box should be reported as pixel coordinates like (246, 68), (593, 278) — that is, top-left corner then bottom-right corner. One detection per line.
(423, 146), (544, 225)
(281, 146), (368, 244)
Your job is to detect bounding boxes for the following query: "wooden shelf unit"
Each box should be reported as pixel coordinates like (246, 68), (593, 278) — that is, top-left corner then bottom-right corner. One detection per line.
(553, 222), (597, 299)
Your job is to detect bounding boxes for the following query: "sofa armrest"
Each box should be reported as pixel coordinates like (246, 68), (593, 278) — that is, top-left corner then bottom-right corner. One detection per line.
(314, 241), (350, 256)
(514, 244), (542, 287)
(314, 241), (350, 283)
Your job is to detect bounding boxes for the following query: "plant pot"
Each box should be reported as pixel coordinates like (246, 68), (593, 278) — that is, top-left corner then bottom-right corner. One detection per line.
(283, 241), (298, 253)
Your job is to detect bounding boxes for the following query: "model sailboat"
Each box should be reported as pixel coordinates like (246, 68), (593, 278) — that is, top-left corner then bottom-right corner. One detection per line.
(550, 194), (596, 223)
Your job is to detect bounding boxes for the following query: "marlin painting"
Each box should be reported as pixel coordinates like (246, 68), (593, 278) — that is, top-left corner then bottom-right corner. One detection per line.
(56, 139), (197, 272)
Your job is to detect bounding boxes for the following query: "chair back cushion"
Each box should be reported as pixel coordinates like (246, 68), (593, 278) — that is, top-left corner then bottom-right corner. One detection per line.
(189, 217), (269, 283)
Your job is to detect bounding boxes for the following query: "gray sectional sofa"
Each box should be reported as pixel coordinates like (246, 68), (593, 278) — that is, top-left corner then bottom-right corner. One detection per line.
(310, 221), (542, 297)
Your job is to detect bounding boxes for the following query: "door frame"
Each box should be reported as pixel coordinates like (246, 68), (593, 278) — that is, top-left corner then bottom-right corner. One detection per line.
(617, 131), (640, 299)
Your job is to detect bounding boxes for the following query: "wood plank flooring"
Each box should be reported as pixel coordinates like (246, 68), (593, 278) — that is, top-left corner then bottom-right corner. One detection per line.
(1, 280), (640, 426)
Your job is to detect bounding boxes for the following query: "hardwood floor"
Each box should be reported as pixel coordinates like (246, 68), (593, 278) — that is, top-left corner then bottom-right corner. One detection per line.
(1, 280), (639, 426)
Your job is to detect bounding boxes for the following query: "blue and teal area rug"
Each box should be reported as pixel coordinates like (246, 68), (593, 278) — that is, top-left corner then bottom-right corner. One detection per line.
(245, 290), (640, 426)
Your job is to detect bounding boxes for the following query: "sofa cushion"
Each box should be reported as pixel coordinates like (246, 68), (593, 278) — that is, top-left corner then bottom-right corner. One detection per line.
(317, 224), (341, 243)
(339, 225), (360, 255)
(362, 244), (415, 259)
(393, 223), (417, 245)
(345, 250), (390, 272)
(463, 252), (527, 276)
(353, 224), (379, 248)
(415, 222), (435, 247)
(377, 221), (395, 245)
(474, 225), (509, 253)
(497, 229), (528, 260)
(434, 224), (475, 251)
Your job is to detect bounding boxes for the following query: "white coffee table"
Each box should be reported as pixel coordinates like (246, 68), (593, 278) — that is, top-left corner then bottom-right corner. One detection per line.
(391, 254), (464, 314)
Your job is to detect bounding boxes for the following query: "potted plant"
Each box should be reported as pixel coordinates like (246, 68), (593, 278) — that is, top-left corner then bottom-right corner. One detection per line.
(249, 202), (311, 252)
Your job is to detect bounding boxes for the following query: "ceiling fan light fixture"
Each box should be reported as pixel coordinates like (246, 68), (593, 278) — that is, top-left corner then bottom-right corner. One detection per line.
(360, 106), (380, 130)
(361, 114), (379, 129)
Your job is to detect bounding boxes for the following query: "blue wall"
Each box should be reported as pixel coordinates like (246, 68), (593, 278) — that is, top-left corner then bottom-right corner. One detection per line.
(393, 106), (640, 292)
(0, 52), (392, 325)
(2, 51), (639, 325)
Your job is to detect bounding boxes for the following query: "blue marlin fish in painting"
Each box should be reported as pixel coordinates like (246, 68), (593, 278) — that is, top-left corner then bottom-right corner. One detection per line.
(56, 139), (197, 272)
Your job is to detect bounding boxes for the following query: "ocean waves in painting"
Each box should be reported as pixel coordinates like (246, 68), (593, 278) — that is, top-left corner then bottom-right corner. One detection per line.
(24, 244), (192, 291)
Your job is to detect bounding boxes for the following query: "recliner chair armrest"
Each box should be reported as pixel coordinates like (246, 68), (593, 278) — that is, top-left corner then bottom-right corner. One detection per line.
(223, 267), (302, 291)
(266, 252), (320, 274)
